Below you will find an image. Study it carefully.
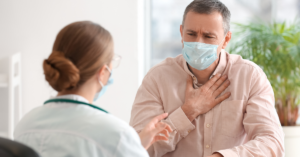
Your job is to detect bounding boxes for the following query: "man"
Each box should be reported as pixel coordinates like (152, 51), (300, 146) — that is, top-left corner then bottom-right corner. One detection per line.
(130, 0), (284, 157)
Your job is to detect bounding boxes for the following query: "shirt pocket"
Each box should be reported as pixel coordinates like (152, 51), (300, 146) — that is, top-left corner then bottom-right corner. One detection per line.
(221, 100), (246, 138)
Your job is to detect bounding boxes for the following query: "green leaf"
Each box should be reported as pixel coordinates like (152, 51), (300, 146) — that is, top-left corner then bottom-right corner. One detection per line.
(231, 21), (300, 110)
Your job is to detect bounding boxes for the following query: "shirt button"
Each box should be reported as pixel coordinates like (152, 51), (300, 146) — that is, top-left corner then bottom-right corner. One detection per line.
(206, 145), (210, 148)
(206, 124), (210, 128)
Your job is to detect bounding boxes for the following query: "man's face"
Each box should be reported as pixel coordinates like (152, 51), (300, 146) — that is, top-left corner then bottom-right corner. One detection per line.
(180, 11), (231, 56)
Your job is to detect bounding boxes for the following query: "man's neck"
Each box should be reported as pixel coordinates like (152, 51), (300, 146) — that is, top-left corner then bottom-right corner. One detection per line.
(189, 57), (220, 85)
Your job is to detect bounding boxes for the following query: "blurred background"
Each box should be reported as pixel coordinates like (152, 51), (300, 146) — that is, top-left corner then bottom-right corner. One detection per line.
(0, 0), (300, 155)
(0, 0), (143, 124)
(150, 0), (299, 67)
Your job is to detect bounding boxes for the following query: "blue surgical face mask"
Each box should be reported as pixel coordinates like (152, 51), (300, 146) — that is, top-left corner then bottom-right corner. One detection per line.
(93, 66), (113, 102)
(182, 37), (226, 70)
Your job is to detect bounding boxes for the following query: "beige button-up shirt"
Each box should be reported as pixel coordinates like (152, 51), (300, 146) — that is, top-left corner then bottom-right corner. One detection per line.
(130, 51), (284, 157)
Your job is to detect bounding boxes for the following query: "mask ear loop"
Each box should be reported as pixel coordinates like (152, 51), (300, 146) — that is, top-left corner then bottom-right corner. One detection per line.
(218, 32), (228, 46)
(97, 75), (104, 94)
(98, 77), (104, 88)
(105, 65), (112, 74)
(98, 65), (112, 88)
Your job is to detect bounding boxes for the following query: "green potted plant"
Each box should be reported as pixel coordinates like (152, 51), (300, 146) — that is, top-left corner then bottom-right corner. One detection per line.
(229, 21), (300, 157)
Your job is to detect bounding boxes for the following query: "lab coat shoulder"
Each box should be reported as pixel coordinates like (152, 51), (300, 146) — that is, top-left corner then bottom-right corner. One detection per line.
(85, 111), (149, 157)
(14, 105), (149, 157)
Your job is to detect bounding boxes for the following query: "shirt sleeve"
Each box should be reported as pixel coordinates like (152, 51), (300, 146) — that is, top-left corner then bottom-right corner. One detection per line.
(216, 68), (285, 157)
(114, 127), (149, 157)
(130, 74), (195, 157)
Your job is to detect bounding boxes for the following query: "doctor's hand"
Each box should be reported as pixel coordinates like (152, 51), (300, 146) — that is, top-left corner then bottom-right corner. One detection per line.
(139, 113), (172, 150)
(181, 74), (231, 122)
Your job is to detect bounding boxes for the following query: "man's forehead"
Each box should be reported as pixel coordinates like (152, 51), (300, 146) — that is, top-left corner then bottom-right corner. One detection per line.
(183, 11), (224, 34)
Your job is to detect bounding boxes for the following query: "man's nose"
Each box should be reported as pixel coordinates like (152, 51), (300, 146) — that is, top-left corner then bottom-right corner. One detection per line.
(195, 36), (204, 43)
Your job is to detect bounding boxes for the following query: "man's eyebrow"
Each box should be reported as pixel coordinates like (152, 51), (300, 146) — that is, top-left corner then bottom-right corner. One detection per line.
(186, 29), (197, 33)
(186, 30), (217, 36)
(203, 32), (217, 36)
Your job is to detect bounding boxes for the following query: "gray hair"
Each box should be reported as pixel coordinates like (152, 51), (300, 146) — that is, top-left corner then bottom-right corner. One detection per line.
(182, 0), (231, 34)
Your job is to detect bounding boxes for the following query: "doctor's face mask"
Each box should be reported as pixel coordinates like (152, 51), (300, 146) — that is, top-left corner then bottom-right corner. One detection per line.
(93, 54), (121, 101)
(94, 65), (113, 101)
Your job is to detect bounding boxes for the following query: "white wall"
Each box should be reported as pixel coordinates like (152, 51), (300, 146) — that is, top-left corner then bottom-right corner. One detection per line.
(0, 0), (143, 123)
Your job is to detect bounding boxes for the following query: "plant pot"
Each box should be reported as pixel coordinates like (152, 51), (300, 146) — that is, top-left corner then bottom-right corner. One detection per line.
(282, 126), (300, 157)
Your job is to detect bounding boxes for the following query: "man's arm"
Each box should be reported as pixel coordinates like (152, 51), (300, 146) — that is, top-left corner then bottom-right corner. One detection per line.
(215, 69), (284, 157)
(130, 73), (230, 157)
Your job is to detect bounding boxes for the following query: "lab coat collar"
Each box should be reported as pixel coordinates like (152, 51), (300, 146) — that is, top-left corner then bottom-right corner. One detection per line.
(54, 94), (89, 103)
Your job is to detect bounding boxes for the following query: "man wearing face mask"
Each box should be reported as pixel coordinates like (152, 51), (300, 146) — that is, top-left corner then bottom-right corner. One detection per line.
(130, 0), (284, 157)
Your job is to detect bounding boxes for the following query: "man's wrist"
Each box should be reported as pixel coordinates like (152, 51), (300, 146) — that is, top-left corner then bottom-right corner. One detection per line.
(181, 105), (197, 122)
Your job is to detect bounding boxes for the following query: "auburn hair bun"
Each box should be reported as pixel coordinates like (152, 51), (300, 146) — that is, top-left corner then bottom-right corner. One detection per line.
(43, 51), (80, 92)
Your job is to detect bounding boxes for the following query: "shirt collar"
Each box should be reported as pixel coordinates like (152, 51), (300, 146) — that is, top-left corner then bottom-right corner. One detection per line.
(54, 94), (89, 103)
(212, 49), (227, 76)
(182, 49), (228, 88)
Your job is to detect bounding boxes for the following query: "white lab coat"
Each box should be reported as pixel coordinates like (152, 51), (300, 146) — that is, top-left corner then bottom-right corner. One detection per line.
(14, 94), (149, 157)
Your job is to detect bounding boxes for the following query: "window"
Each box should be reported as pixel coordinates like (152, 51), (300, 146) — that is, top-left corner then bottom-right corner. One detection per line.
(150, 0), (192, 68)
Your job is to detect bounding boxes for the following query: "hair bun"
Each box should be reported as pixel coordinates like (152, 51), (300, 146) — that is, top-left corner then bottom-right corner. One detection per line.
(43, 51), (80, 92)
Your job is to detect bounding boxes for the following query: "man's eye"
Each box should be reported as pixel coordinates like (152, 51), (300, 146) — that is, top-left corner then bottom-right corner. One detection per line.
(206, 36), (213, 38)
(188, 33), (195, 36)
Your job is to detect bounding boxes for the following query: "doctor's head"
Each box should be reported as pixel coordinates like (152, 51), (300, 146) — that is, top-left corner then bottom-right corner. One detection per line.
(43, 21), (117, 99)
(180, 0), (232, 56)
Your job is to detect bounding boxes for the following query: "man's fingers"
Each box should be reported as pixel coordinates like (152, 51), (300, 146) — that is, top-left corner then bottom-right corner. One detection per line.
(215, 92), (231, 104)
(202, 73), (222, 89)
(209, 74), (228, 91)
(213, 80), (230, 97)
(150, 113), (168, 124)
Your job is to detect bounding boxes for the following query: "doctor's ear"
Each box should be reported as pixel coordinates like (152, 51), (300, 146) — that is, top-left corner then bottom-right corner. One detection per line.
(97, 65), (107, 82)
(222, 31), (232, 49)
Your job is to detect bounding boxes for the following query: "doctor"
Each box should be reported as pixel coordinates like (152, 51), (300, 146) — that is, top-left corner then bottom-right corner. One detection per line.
(14, 21), (172, 157)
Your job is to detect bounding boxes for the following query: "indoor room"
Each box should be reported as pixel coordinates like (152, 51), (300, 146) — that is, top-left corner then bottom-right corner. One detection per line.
(0, 0), (299, 157)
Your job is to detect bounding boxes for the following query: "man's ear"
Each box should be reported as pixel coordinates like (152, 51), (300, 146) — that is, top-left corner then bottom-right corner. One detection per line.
(222, 31), (232, 49)
(180, 25), (184, 44)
